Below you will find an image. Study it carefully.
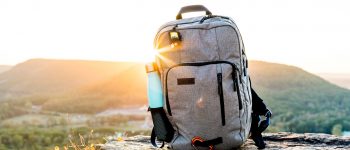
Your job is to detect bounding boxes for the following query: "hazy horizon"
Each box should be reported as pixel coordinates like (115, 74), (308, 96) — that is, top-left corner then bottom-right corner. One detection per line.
(2, 58), (350, 75)
(1, 0), (350, 74)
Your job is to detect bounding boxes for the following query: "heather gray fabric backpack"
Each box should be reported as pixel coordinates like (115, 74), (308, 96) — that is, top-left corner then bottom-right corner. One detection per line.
(153, 5), (252, 149)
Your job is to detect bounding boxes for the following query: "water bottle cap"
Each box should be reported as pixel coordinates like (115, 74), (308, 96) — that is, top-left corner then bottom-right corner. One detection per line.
(145, 62), (158, 73)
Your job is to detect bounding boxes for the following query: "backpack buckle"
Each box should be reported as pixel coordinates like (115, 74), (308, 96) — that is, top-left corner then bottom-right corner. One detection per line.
(169, 31), (181, 42)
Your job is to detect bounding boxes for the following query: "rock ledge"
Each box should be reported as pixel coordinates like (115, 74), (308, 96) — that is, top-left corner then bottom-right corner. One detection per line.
(97, 132), (350, 150)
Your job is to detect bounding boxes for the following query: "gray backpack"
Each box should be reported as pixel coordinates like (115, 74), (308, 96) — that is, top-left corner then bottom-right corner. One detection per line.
(153, 5), (252, 149)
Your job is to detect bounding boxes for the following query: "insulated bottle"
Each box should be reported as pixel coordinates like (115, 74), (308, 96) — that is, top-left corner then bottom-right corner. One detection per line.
(145, 62), (174, 146)
(146, 62), (163, 108)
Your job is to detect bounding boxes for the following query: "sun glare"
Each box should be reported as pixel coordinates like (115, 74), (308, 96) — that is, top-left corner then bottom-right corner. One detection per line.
(137, 42), (177, 63)
(141, 49), (159, 63)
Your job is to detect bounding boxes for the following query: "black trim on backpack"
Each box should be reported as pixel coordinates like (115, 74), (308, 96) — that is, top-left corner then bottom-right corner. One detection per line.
(165, 61), (242, 116)
(217, 73), (226, 126)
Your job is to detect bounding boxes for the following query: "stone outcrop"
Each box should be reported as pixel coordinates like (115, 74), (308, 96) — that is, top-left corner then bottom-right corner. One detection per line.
(97, 132), (350, 150)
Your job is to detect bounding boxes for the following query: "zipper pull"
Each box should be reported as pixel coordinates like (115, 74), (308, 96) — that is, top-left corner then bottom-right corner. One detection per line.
(217, 73), (223, 95)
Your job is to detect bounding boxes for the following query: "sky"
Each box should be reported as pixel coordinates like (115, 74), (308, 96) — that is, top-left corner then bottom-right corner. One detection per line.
(0, 0), (349, 74)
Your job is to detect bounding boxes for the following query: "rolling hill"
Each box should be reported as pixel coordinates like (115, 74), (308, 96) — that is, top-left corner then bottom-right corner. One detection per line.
(41, 64), (148, 113)
(0, 59), (349, 134)
(0, 59), (143, 100)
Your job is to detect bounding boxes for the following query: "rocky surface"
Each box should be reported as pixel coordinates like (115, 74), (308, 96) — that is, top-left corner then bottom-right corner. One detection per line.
(96, 132), (350, 150)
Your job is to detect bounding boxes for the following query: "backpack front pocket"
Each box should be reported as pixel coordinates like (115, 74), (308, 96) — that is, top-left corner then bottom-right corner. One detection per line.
(165, 61), (243, 147)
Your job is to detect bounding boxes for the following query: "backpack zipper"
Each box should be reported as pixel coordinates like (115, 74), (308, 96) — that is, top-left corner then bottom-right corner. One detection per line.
(217, 73), (225, 126)
(154, 16), (241, 48)
(165, 61), (242, 116)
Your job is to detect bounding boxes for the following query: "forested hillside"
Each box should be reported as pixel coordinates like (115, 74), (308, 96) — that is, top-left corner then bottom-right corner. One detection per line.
(249, 61), (350, 133)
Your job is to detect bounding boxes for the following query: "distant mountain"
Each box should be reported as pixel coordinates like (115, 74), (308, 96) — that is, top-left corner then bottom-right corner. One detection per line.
(0, 59), (143, 100)
(317, 73), (350, 90)
(0, 65), (11, 74)
(1, 59), (349, 134)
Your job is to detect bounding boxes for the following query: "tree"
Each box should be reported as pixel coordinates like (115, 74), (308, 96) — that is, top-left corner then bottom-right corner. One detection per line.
(332, 124), (343, 136)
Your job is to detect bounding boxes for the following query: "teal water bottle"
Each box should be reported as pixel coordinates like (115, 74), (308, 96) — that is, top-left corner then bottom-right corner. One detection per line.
(145, 62), (174, 147)
(146, 62), (163, 108)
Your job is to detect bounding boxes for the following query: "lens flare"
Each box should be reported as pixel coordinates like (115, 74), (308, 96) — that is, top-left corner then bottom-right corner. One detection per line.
(153, 45), (177, 66)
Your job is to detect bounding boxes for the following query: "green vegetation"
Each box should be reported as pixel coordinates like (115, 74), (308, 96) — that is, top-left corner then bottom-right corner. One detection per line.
(0, 127), (78, 150)
(250, 61), (350, 134)
(0, 126), (149, 150)
(332, 124), (343, 136)
(0, 105), (150, 150)
(0, 94), (149, 149)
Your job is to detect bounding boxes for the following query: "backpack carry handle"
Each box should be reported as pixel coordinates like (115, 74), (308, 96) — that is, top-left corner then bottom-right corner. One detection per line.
(176, 5), (212, 20)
